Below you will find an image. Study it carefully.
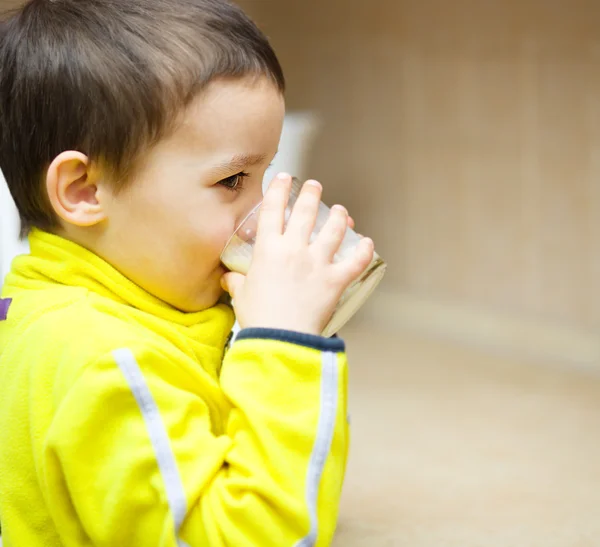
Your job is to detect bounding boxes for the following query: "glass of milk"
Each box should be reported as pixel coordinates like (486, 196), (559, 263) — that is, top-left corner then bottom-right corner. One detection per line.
(220, 177), (386, 337)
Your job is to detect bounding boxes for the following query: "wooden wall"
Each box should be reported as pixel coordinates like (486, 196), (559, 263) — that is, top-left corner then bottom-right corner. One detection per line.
(239, 0), (600, 349)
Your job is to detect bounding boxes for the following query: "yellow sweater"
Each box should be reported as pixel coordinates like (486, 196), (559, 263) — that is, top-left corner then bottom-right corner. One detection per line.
(0, 230), (349, 547)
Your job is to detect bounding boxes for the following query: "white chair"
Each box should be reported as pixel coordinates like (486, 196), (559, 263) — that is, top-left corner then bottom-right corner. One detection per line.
(0, 170), (29, 288)
(262, 111), (321, 193)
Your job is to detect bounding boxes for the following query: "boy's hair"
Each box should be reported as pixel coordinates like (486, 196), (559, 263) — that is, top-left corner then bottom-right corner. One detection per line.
(0, 0), (284, 235)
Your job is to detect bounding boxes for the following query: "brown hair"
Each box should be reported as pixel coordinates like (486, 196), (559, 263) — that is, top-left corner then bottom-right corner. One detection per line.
(0, 0), (284, 235)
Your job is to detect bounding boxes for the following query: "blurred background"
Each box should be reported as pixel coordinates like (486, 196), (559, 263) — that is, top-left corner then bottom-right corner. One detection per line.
(239, 0), (600, 366)
(238, 1), (600, 545)
(1, 0), (600, 545)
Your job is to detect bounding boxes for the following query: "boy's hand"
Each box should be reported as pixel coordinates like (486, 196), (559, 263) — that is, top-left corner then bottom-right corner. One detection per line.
(221, 173), (375, 335)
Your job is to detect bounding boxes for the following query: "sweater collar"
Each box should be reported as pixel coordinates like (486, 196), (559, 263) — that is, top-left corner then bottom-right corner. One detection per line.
(6, 230), (234, 337)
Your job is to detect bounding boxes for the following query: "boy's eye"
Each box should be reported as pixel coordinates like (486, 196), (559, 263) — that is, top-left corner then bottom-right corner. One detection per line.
(218, 172), (249, 192)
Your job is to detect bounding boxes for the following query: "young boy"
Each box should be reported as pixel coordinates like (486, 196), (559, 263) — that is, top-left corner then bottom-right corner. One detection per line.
(0, 1), (375, 546)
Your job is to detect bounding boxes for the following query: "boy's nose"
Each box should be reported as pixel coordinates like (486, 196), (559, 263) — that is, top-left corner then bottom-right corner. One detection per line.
(238, 185), (263, 220)
(236, 200), (261, 229)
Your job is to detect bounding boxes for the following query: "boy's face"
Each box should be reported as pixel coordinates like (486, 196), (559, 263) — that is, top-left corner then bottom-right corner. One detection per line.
(97, 77), (285, 312)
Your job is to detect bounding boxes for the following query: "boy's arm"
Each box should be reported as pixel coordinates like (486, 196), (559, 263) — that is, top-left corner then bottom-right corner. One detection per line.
(200, 329), (349, 547)
(44, 329), (349, 547)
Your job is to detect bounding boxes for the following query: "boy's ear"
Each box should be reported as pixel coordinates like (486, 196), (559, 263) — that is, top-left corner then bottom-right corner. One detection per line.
(46, 151), (107, 227)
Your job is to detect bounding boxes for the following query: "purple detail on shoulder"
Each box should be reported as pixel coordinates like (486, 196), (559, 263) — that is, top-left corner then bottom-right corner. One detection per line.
(0, 298), (12, 321)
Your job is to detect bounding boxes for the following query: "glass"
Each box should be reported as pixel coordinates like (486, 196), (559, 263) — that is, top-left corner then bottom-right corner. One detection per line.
(220, 177), (386, 337)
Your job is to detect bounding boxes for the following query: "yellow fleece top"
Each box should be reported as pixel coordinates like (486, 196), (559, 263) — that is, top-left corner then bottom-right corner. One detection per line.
(0, 230), (349, 547)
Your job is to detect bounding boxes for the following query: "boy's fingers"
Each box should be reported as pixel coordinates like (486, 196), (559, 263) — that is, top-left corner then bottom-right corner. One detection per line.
(347, 216), (355, 230)
(285, 179), (322, 242)
(257, 173), (292, 237)
(220, 272), (245, 299)
(313, 204), (348, 262)
(333, 237), (374, 285)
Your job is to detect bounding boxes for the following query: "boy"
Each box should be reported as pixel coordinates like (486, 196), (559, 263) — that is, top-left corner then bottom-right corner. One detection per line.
(0, 0), (375, 546)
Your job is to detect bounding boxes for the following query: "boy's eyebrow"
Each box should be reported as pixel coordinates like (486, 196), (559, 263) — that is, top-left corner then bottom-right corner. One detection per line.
(214, 153), (268, 173)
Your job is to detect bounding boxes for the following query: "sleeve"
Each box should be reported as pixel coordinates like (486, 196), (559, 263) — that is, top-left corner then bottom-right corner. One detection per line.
(42, 328), (350, 547)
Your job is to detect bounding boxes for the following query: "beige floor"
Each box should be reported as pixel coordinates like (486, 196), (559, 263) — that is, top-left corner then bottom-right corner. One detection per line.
(334, 326), (600, 547)
(1, 328), (597, 547)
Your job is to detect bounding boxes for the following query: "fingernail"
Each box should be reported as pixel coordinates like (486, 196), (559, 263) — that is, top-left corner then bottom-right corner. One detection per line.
(306, 179), (322, 189)
(277, 172), (291, 180)
(332, 204), (347, 213)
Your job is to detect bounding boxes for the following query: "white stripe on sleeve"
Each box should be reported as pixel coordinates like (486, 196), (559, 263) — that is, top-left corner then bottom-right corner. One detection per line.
(113, 348), (189, 547)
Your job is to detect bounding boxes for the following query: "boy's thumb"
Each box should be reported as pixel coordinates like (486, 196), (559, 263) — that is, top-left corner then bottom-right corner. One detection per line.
(220, 272), (244, 298)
